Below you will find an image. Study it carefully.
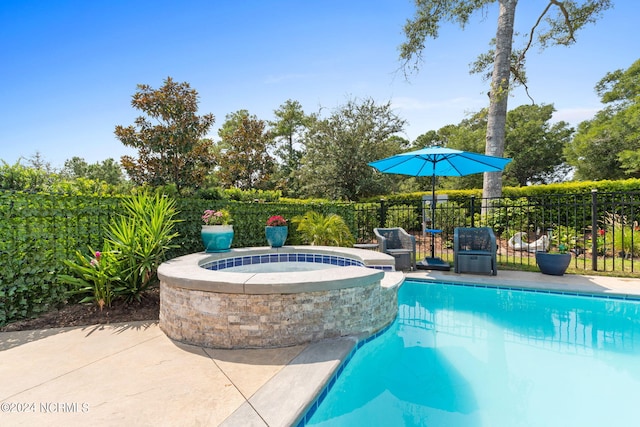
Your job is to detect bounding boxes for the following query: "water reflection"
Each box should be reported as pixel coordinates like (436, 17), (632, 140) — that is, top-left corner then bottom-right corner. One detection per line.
(399, 283), (640, 356)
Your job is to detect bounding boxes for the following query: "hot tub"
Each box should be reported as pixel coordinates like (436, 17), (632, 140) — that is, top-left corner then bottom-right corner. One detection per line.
(158, 246), (403, 348)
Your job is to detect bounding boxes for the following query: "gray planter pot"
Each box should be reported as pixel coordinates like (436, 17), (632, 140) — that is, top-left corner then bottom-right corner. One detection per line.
(535, 252), (571, 276)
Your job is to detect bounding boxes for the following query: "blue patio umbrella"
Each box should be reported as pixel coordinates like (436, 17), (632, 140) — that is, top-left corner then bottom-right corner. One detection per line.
(368, 146), (511, 268)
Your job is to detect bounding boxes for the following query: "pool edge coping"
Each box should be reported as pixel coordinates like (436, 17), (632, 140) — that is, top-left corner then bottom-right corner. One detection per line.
(157, 246), (396, 294)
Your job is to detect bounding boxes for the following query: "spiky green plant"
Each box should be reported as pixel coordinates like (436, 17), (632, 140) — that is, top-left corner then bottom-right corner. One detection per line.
(105, 191), (181, 302)
(291, 211), (355, 247)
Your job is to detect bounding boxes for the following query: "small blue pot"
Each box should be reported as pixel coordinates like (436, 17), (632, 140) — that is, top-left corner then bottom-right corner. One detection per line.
(265, 226), (288, 248)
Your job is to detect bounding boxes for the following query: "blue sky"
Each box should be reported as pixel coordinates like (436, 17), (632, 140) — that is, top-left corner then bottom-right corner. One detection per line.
(1, 0), (637, 169)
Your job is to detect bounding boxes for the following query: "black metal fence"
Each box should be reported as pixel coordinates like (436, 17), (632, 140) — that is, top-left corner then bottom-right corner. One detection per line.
(2, 190), (640, 324)
(354, 191), (640, 274)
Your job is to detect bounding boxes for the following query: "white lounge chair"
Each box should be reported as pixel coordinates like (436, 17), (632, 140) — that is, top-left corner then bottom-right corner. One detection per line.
(508, 232), (549, 253)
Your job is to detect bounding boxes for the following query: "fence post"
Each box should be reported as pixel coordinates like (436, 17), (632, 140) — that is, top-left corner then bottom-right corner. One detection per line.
(379, 198), (386, 228)
(470, 196), (475, 228)
(591, 189), (598, 271)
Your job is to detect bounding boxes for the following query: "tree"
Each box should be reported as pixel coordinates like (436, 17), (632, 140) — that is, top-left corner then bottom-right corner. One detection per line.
(436, 114), (489, 190)
(300, 98), (406, 200)
(216, 110), (275, 190)
(410, 130), (440, 151)
(423, 105), (571, 189)
(269, 100), (313, 195)
(400, 0), (612, 198)
(564, 59), (640, 180)
(504, 104), (573, 185)
(62, 157), (126, 186)
(114, 77), (215, 194)
(26, 151), (55, 173)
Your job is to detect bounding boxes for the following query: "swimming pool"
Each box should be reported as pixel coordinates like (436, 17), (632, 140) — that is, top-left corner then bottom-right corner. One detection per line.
(305, 280), (640, 426)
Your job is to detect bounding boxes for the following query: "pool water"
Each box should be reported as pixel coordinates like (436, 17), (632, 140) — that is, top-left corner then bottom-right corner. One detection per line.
(307, 281), (640, 426)
(222, 261), (334, 273)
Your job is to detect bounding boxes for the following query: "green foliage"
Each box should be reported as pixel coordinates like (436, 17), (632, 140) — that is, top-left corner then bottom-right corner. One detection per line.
(61, 157), (128, 187)
(162, 198), (357, 252)
(474, 198), (538, 235)
(564, 111), (628, 180)
(354, 203), (381, 243)
(0, 192), (120, 325)
(363, 178), (640, 205)
(216, 110), (275, 190)
(194, 186), (226, 200)
(56, 192), (180, 307)
(551, 225), (581, 253)
(384, 204), (419, 231)
(619, 149), (640, 176)
(291, 211), (355, 247)
(600, 212), (640, 257)
(434, 201), (468, 235)
(202, 208), (232, 225)
(269, 99), (313, 196)
(1, 157), (130, 196)
(432, 115), (487, 190)
(400, 0), (612, 85)
(223, 187), (282, 202)
(0, 159), (58, 192)
(115, 77), (216, 194)
(565, 59), (640, 180)
(413, 105), (572, 188)
(504, 104), (573, 185)
(49, 177), (128, 196)
(300, 98), (406, 200)
(104, 192), (180, 302)
(59, 249), (120, 309)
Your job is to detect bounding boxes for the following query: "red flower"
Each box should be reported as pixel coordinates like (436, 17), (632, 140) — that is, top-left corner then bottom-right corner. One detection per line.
(266, 215), (287, 226)
(598, 229), (605, 236)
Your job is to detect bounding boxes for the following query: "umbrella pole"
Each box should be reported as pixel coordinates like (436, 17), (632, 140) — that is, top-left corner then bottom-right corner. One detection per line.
(431, 174), (436, 259)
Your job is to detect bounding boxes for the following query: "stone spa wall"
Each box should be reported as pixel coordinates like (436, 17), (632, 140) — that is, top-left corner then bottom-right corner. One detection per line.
(158, 247), (403, 349)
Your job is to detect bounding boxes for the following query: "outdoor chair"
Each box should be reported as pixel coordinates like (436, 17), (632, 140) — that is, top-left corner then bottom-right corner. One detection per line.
(374, 227), (416, 271)
(454, 227), (497, 275)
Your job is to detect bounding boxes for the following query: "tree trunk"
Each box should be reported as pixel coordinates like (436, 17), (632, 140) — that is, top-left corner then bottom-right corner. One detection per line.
(483, 0), (517, 200)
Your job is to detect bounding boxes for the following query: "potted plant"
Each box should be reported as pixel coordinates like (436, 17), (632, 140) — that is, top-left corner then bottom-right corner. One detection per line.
(201, 209), (233, 252)
(265, 215), (288, 248)
(535, 242), (571, 276)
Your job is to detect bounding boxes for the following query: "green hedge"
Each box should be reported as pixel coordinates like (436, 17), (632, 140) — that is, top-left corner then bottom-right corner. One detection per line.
(168, 199), (356, 258)
(0, 193), (358, 326)
(361, 178), (640, 205)
(0, 192), (120, 325)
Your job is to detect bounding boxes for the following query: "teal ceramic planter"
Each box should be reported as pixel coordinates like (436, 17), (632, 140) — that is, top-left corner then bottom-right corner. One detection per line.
(265, 226), (288, 248)
(201, 225), (234, 253)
